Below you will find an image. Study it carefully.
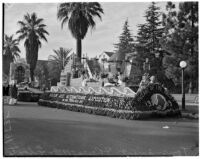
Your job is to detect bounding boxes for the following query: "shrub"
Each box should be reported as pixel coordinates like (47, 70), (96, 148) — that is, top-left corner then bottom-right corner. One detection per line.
(18, 92), (42, 102)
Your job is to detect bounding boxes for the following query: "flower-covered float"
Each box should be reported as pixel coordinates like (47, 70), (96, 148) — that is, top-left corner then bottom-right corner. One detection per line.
(38, 83), (181, 120)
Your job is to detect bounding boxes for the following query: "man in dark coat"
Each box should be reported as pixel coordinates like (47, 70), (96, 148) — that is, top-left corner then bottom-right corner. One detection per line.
(9, 84), (18, 105)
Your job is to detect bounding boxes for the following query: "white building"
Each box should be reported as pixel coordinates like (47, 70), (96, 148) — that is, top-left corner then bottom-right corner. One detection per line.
(98, 51), (114, 72)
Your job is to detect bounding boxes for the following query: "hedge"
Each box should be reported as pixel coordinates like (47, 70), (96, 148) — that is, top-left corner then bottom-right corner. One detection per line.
(18, 91), (42, 102)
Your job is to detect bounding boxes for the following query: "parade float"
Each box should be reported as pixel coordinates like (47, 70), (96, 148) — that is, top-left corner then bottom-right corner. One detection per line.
(38, 54), (181, 120)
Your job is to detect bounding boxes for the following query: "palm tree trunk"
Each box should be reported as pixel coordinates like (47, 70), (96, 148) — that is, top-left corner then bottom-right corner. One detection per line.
(76, 38), (82, 63)
(30, 68), (34, 82)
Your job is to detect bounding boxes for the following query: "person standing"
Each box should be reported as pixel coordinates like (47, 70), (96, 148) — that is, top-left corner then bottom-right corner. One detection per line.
(12, 84), (18, 104)
(9, 82), (18, 105)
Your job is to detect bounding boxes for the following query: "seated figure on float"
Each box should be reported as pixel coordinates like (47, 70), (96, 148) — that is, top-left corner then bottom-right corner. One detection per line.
(138, 73), (150, 91)
(138, 74), (159, 92)
(104, 72), (123, 87)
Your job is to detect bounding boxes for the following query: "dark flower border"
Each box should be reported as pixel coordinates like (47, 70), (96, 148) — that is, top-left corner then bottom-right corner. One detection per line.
(38, 99), (181, 120)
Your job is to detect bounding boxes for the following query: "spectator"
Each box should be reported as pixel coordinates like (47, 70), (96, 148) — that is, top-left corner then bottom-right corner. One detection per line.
(9, 82), (18, 105)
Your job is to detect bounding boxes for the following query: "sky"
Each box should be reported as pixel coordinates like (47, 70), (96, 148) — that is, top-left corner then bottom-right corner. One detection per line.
(4, 1), (178, 60)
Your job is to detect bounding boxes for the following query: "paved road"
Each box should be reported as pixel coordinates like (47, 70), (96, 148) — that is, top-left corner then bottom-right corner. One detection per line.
(4, 102), (199, 156)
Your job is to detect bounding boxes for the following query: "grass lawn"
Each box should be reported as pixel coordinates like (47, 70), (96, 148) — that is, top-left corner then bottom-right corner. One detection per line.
(172, 94), (198, 103)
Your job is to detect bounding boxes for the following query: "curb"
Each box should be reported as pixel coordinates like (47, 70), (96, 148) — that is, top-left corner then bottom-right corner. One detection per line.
(181, 112), (199, 119)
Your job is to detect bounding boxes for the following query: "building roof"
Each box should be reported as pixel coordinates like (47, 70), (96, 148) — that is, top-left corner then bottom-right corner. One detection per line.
(104, 51), (114, 57)
(109, 53), (118, 62)
(109, 52), (136, 62)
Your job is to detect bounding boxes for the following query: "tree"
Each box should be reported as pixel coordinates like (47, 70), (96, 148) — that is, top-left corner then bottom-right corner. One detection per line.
(47, 61), (61, 86)
(48, 47), (72, 71)
(161, 2), (198, 93)
(16, 12), (49, 82)
(48, 47), (71, 86)
(3, 34), (20, 75)
(34, 61), (49, 88)
(135, 2), (164, 75)
(57, 2), (104, 62)
(114, 20), (135, 59)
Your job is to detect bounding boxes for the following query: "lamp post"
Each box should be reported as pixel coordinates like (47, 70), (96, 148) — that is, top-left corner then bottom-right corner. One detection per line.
(180, 61), (187, 110)
(124, 58), (130, 78)
(82, 54), (87, 68)
(95, 56), (99, 75)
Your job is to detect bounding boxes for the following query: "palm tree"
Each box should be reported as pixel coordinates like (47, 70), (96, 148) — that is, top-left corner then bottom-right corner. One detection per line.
(16, 12), (49, 81)
(3, 34), (21, 75)
(57, 2), (104, 62)
(48, 47), (72, 71)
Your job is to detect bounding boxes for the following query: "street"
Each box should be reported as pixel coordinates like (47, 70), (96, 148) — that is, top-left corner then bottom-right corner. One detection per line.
(4, 102), (199, 156)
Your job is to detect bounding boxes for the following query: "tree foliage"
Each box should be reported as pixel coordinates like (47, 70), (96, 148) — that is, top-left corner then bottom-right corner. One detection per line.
(47, 61), (61, 86)
(16, 12), (49, 81)
(114, 20), (135, 72)
(135, 2), (164, 77)
(3, 34), (21, 75)
(48, 47), (72, 70)
(48, 47), (72, 85)
(34, 61), (49, 88)
(57, 2), (104, 62)
(115, 20), (135, 56)
(136, 2), (163, 57)
(161, 1), (198, 92)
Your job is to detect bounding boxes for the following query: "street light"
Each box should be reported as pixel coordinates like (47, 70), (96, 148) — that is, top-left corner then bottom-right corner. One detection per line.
(82, 54), (87, 68)
(180, 60), (187, 110)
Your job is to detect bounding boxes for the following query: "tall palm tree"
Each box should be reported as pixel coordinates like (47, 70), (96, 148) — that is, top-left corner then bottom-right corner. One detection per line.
(48, 47), (72, 70)
(3, 34), (21, 75)
(16, 12), (49, 81)
(57, 2), (104, 62)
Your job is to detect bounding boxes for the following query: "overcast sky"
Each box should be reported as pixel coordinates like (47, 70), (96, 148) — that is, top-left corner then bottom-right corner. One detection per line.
(4, 2), (178, 60)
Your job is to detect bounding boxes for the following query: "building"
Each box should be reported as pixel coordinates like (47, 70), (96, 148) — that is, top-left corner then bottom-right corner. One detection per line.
(9, 58), (30, 84)
(98, 51), (114, 72)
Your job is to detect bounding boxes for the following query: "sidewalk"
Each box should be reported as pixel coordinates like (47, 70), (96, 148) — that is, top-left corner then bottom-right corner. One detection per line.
(179, 103), (199, 119)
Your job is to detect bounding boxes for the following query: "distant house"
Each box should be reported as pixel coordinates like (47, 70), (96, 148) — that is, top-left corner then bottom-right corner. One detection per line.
(98, 51), (114, 72)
